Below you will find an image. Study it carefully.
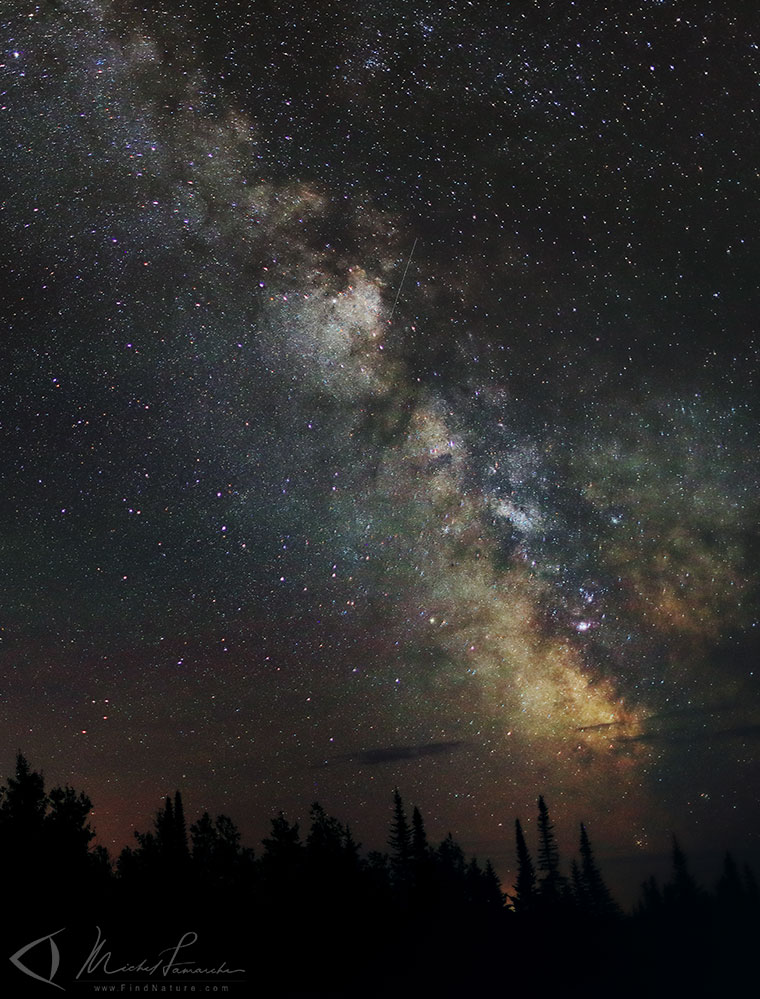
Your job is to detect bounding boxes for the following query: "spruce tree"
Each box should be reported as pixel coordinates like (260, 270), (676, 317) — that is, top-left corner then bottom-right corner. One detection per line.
(173, 790), (190, 860)
(0, 754), (47, 851)
(261, 812), (303, 904)
(512, 817), (537, 913)
(388, 788), (411, 887)
(482, 859), (505, 911)
(154, 795), (174, 858)
(45, 784), (96, 884)
(307, 802), (345, 862)
(0, 755), (98, 897)
(411, 805), (429, 862)
(190, 811), (217, 869)
(343, 824), (360, 869)
(536, 795), (564, 902)
(410, 804), (435, 906)
(578, 822), (618, 918)
(667, 835), (701, 910)
(437, 832), (467, 909)
(190, 811), (249, 885)
(571, 858), (586, 911)
(262, 812), (302, 864)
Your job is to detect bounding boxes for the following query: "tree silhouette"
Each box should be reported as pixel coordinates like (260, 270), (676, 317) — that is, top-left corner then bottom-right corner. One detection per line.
(343, 823), (361, 870)
(409, 803), (441, 907)
(306, 801), (346, 862)
(263, 811), (301, 860)
(364, 848), (392, 902)
(118, 790), (191, 890)
(437, 832), (468, 910)
(90, 843), (114, 885)
(481, 859), (505, 911)
(536, 795), (564, 903)
(665, 835), (703, 913)
(44, 784), (96, 888)
(306, 802), (361, 903)
(190, 810), (220, 866)
(570, 858), (586, 910)
(388, 788), (412, 891)
(46, 785), (94, 847)
(3, 754), (758, 996)
(260, 810), (302, 899)
(411, 805), (429, 862)
(511, 817), (537, 913)
(465, 857), (503, 910)
(172, 790), (190, 861)
(152, 792), (190, 871)
(190, 811), (252, 887)
(578, 822), (619, 918)
(0, 754), (47, 854)
(0, 754), (111, 920)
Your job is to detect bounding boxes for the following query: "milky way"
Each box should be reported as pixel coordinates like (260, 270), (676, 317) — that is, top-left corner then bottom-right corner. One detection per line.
(1, 0), (758, 898)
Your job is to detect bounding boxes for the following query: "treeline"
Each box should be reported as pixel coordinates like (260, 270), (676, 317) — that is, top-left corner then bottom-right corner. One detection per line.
(0, 754), (756, 996)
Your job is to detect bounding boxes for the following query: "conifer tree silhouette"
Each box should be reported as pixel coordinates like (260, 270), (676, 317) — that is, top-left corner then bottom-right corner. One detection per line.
(512, 817), (537, 913)
(263, 812), (302, 860)
(666, 835), (702, 912)
(481, 860), (505, 911)
(173, 790), (190, 861)
(411, 805), (429, 862)
(261, 811), (302, 898)
(119, 791), (191, 891)
(45, 784), (96, 887)
(343, 823), (361, 870)
(5, 750), (760, 995)
(307, 802), (346, 862)
(190, 811), (217, 867)
(410, 804), (435, 905)
(151, 791), (191, 882)
(190, 811), (251, 886)
(437, 832), (467, 909)
(0, 755), (106, 911)
(305, 802), (361, 911)
(90, 843), (114, 885)
(154, 795), (174, 855)
(578, 821), (618, 918)
(570, 858), (586, 910)
(0, 754), (47, 853)
(0, 754), (46, 902)
(536, 795), (564, 903)
(364, 848), (392, 903)
(388, 788), (412, 890)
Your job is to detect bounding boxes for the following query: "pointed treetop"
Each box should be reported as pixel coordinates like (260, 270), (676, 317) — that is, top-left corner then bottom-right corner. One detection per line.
(389, 788), (411, 868)
(536, 796), (563, 898)
(578, 821), (618, 917)
(411, 805), (429, 861)
(512, 817), (537, 913)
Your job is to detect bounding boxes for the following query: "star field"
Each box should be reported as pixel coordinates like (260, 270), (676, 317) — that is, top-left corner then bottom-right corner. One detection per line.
(1, 0), (758, 900)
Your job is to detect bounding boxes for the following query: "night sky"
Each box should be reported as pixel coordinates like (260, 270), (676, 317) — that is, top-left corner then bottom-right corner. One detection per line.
(1, 0), (758, 903)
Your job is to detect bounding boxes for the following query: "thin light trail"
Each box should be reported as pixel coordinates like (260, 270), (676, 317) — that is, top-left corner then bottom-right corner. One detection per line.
(388, 237), (418, 324)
